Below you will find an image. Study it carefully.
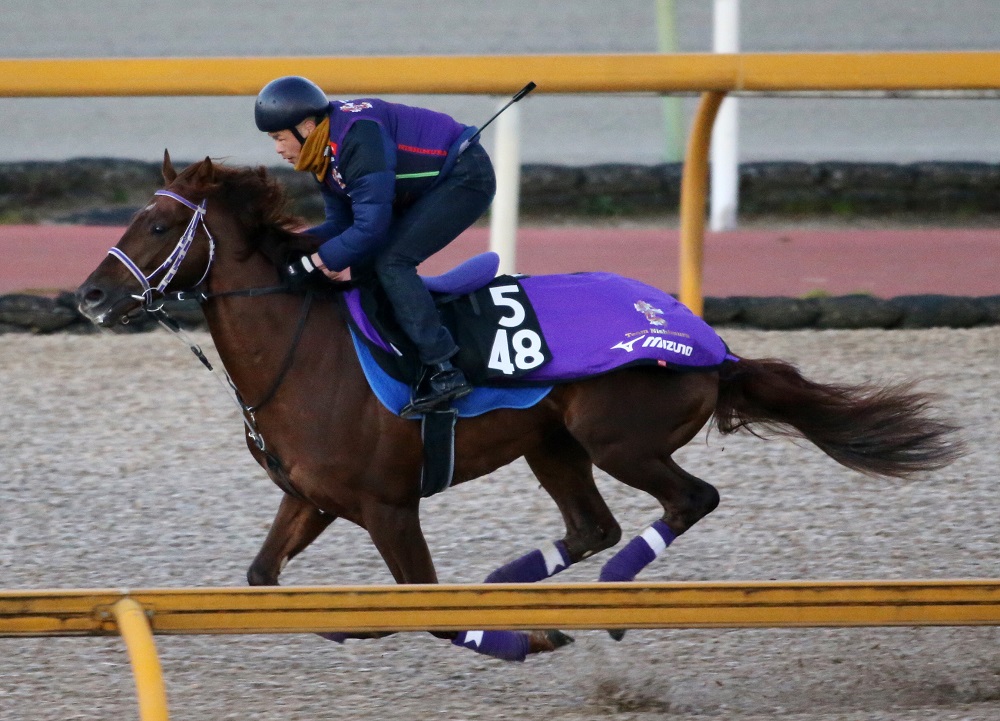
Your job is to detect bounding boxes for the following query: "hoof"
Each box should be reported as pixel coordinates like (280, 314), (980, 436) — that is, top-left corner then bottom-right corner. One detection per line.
(607, 629), (627, 641)
(528, 629), (575, 654)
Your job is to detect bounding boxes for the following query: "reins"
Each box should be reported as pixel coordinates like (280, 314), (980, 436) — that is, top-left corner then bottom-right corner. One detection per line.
(147, 290), (313, 453)
(171, 283), (291, 304)
(112, 188), (312, 453)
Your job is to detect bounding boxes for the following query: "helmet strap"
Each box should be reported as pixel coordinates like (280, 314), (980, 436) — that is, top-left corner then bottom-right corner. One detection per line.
(289, 114), (325, 147)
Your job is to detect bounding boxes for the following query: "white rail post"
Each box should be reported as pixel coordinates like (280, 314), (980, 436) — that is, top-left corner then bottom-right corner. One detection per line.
(489, 101), (521, 275)
(710, 0), (740, 231)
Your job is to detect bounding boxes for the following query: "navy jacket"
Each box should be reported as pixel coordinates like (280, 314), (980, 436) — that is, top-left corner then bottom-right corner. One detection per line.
(307, 99), (478, 271)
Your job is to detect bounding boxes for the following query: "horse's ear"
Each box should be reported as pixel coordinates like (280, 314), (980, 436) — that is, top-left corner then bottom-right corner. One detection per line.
(162, 149), (177, 184)
(193, 156), (216, 184)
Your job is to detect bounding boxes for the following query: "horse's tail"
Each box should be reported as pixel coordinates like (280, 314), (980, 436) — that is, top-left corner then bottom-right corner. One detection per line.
(713, 357), (963, 478)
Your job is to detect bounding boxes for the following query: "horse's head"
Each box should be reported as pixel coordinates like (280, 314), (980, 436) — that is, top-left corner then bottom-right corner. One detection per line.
(75, 151), (221, 326)
(76, 151), (309, 327)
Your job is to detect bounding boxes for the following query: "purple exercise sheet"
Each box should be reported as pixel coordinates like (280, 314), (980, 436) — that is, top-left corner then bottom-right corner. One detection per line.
(516, 272), (737, 381)
(345, 271), (738, 384)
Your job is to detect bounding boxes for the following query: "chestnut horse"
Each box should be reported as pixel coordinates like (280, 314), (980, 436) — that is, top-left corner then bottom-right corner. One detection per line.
(76, 155), (961, 662)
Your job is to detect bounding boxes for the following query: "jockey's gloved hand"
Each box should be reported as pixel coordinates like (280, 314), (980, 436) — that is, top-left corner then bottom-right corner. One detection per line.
(282, 254), (324, 289)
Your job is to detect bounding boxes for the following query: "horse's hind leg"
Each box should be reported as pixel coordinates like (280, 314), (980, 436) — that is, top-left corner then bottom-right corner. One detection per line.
(362, 497), (569, 662)
(565, 369), (721, 584)
(474, 429), (620, 654)
(594, 455), (719, 642)
(247, 492), (335, 586)
(598, 457), (719, 583)
(485, 427), (622, 584)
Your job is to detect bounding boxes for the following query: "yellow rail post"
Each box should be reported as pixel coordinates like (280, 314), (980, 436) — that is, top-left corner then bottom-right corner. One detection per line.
(112, 598), (169, 721)
(679, 91), (725, 316)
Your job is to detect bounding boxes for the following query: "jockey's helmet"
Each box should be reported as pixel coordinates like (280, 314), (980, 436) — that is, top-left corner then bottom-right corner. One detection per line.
(254, 76), (330, 133)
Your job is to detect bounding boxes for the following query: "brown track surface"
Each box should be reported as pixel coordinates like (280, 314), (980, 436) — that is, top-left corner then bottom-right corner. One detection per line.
(2, 224), (997, 298)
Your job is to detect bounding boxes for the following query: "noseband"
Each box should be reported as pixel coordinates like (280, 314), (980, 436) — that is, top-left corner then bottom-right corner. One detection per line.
(108, 189), (216, 304)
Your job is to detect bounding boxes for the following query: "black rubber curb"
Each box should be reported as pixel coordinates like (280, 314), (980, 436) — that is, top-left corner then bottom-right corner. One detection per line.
(704, 294), (1000, 330)
(3, 292), (998, 335)
(5, 159), (1000, 224)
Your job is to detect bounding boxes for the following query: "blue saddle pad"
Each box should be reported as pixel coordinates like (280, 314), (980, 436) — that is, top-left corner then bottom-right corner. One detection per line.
(349, 328), (552, 419)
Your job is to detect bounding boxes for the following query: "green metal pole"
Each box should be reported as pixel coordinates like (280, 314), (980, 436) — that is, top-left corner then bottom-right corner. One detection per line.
(656, 0), (685, 162)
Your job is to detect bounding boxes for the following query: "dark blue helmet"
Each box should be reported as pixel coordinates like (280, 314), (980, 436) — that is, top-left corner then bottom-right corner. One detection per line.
(254, 76), (330, 132)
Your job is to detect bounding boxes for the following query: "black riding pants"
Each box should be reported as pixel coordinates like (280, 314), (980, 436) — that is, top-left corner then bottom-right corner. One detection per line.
(371, 143), (496, 366)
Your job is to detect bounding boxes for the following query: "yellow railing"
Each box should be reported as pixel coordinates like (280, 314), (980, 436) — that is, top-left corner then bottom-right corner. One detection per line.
(3, 580), (1000, 720)
(3, 51), (998, 312)
(3, 52), (999, 96)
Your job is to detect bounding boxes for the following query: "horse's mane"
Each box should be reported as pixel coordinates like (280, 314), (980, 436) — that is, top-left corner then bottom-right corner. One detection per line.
(176, 161), (321, 266)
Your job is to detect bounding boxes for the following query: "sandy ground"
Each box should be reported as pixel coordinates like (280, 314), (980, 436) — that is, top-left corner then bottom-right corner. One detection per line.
(1, 325), (998, 720)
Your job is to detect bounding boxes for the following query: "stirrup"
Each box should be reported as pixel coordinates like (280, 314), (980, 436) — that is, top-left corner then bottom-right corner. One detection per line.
(399, 386), (472, 418)
(400, 372), (472, 418)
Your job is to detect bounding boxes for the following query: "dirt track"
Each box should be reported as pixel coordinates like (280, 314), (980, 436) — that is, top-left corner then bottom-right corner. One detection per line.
(4, 223), (1000, 298)
(1, 325), (998, 720)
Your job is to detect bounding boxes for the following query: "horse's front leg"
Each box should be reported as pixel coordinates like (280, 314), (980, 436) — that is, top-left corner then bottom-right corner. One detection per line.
(362, 499), (565, 662)
(362, 499), (438, 584)
(248, 493), (361, 644)
(247, 493), (335, 586)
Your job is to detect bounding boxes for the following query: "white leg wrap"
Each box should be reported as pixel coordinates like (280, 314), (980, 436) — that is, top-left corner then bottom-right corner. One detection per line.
(541, 541), (567, 575)
(641, 525), (668, 556)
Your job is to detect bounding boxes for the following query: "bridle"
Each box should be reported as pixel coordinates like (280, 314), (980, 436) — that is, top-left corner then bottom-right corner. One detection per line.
(105, 187), (313, 459)
(108, 189), (216, 306)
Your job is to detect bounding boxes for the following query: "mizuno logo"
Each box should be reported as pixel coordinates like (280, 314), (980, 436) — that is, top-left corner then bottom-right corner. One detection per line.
(612, 335), (694, 356)
(642, 336), (693, 356)
(612, 337), (643, 352)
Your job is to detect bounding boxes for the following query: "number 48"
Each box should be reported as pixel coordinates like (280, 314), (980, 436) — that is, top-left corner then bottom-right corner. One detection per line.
(487, 285), (546, 375)
(488, 328), (545, 374)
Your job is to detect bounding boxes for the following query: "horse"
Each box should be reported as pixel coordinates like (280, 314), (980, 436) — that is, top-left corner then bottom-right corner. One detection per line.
(76, 153), (963, 662)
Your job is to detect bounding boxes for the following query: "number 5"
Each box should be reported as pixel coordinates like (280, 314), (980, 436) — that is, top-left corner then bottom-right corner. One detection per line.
(489, 285), (526, 328)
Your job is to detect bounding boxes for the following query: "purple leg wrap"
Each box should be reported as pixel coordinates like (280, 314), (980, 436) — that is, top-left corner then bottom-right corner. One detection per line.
(452, 630), (531, 662)
(484, 541), (572, 583)
(599, 519), (676, 583)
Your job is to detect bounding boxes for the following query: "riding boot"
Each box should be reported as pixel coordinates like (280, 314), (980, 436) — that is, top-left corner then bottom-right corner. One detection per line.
(400, 360), (473, 418)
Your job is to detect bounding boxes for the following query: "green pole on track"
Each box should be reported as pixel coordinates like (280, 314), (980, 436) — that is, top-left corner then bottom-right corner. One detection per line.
(656, 0), (685, 163)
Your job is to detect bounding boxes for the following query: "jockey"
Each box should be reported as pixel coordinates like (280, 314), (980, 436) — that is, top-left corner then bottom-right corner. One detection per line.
(254, 76), (496, 417)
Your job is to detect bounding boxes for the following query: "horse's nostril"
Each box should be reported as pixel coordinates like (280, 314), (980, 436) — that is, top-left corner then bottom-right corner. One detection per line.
(82, 287), (105, 305)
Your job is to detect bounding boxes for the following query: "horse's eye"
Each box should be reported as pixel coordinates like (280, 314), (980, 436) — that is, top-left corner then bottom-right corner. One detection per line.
(151, 223), (169, 235)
